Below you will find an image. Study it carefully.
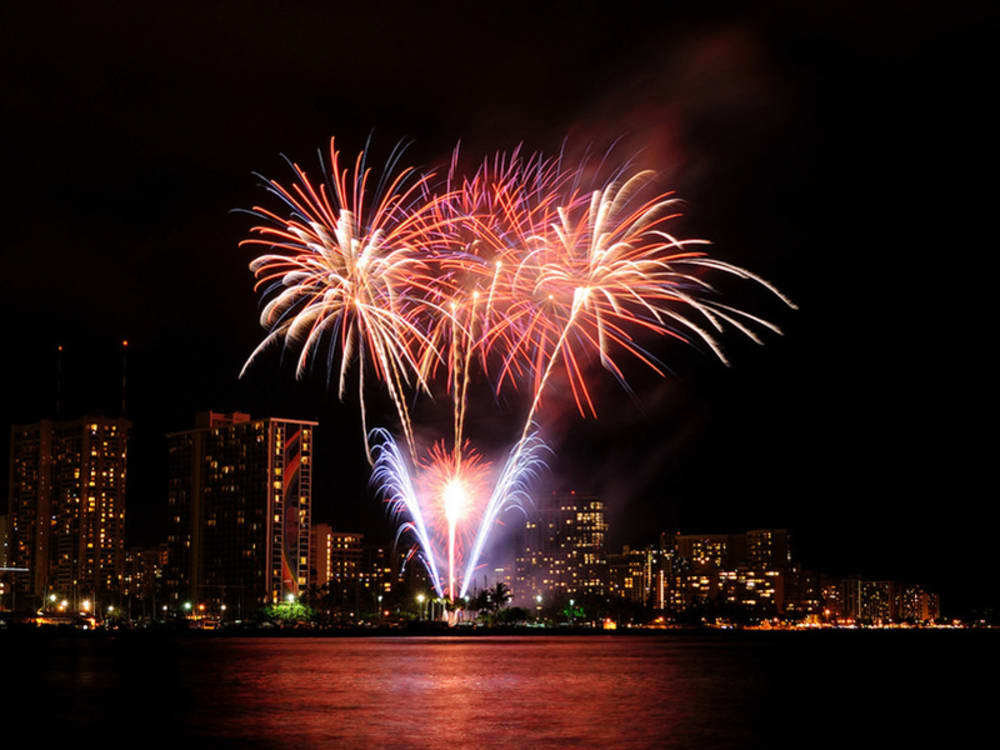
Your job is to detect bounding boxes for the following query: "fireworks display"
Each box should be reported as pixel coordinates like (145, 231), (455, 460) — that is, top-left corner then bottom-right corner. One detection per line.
(242, 137), (795, 603)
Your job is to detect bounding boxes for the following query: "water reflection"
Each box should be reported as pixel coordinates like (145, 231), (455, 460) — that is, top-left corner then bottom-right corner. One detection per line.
(6, 633), (989, 748)
(181, 637), (753, 748)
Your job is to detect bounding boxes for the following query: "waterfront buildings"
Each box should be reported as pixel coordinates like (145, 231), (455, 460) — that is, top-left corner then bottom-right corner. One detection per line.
(607, 546), (659, 605)
(164, 411), (316, 614)
(896, 584), (941, 621)
(514, 491), (608, 605)
(122, 544), (167, 616)
(311, 526), (367, 600)
(513, 515), (942, 624)
(839, 579), (940, 623)
(0, 513), (8, 567)
(310, 522), (334, 590)
(6, 416), (130, 606)
(308, 523), (394, 617)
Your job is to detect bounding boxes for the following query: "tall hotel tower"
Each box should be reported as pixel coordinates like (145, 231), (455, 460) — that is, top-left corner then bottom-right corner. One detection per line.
(165, 412), (316, 613)
(7, 416), (130, 605)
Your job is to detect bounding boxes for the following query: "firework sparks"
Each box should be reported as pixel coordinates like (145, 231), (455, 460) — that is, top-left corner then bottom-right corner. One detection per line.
(242, 138), (794, 605)
(459, 162), (797, 441)
(418, 440), (490, 600)
(240, 137), (459, 460)
(370, 429), (547, 600)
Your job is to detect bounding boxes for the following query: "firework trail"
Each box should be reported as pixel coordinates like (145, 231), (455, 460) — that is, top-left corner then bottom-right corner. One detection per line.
(461, 162), (797, 443)
(369, 428), (444, 596)
(417, 440), (491, 600)
(242, 137), (794, 603)
(369, 428), (548, 600)
(240, 137), (459, 461)
(457, 431), (549, 598)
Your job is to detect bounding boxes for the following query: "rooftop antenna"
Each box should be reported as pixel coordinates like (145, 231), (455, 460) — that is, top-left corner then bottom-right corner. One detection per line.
(121, 339), (128, 416)
(56, 344), (63, 418)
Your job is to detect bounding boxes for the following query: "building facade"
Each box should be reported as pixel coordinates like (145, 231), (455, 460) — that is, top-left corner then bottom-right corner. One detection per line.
(514, 491), (608, 604)
(7, 416), (129, 606)
(164, 412), (316, 614)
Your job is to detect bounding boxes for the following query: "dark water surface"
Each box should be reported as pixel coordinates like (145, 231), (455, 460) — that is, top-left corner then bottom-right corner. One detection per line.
(2, 632), (991, 748)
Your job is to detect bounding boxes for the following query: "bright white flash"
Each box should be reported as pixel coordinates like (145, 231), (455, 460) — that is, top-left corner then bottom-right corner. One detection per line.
(443, 479), (468, 525)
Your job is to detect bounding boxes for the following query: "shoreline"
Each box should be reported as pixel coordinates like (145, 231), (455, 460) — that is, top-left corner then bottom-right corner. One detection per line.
(0, 623), (990, 639)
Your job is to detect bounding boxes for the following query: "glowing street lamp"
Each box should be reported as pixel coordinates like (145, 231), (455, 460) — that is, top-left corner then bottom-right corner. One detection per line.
(183, 601), (192, 611)
(286, 593), (295, 604)
(81, 599), (92, 612)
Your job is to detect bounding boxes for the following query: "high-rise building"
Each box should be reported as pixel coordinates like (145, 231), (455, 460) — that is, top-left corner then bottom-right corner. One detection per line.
(608, 545), (659, 605)
(514, 491), (608, 604)
(783, 566), (822, 616)
(674, 532), (747, 570)
(0, 514), (8, 607)
(667, 530), (795, 616)
(0, 514), (8, 568)
(311, 522), (333, 589)
(746, 529), (791, 570)
(896, 584), (939, 621)
(718, 567), (786, 614)
(7, 416), (129, 605)
(122, 544), (167, 615)
(164, 412), (316, 613)
(819, 574), (844, 618)
(898, 586), (940, 622)
(843, 578), (896, 622)
(311, 527), (364, 601)
(360, 545), (393, 600)
(309, 526), (393, 618)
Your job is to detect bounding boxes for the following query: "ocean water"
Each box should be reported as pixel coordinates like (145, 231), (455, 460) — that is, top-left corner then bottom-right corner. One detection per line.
(2, 632), (990, 748)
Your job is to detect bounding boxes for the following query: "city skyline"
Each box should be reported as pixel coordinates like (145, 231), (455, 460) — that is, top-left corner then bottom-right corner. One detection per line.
(1, 4), (990, 615)
(1, 4), (991, 748)
(2, 410), (952, 622)
(3, 338), (992, 619)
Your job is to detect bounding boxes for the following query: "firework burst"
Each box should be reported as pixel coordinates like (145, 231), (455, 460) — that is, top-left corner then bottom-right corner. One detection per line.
(242, 138), (794, 606)
(240, 138), (459, 460)
(370, 429), (548, 600)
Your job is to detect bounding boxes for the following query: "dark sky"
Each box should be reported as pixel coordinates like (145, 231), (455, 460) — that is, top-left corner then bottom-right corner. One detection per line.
(2, 2), (993, 612)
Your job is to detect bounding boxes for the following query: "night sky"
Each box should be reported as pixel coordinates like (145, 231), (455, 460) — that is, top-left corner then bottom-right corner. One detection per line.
(3, 3), (993, 612)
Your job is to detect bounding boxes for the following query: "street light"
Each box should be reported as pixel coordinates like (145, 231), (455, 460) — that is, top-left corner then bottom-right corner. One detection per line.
(286, 593), (295, 604)
(416, 593), (426, 620)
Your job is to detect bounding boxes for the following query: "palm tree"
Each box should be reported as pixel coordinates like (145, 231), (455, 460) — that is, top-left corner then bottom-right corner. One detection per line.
(472, 589), (490, 614)
(489, 582), (511, 613)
